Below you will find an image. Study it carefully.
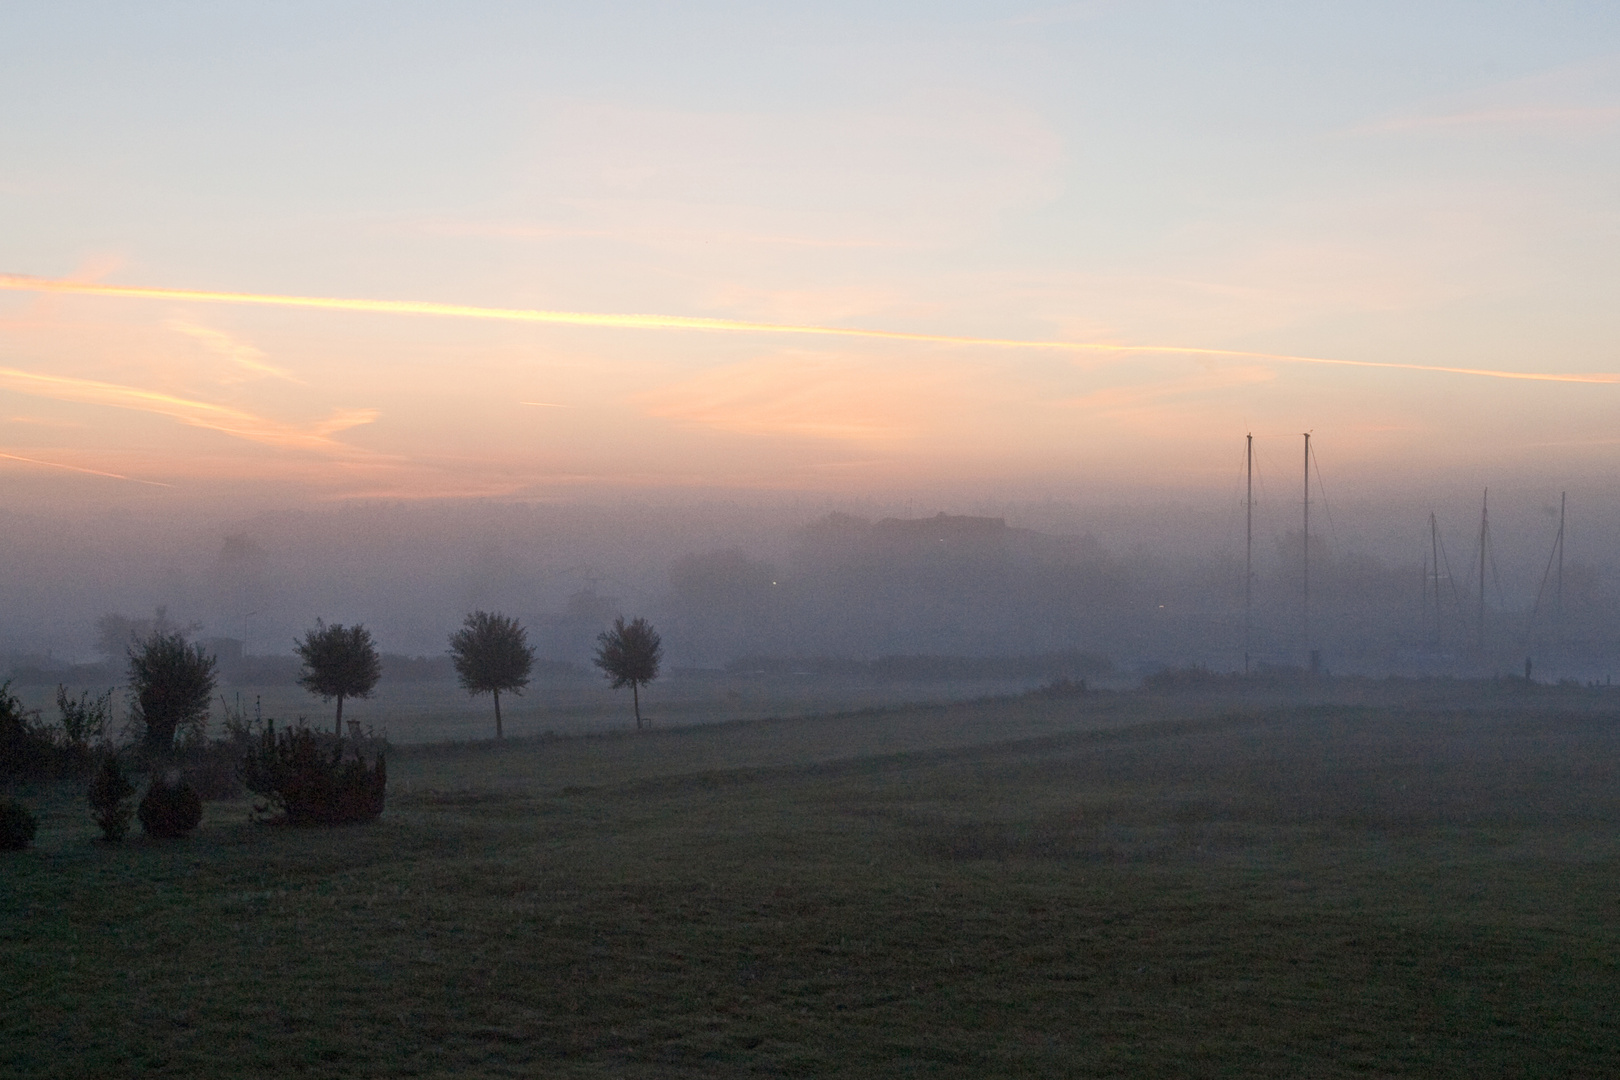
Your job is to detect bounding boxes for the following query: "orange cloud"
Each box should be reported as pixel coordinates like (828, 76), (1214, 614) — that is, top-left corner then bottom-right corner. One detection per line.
(641, 356), (940, 441)
(0, 365), (377, 453)
(1060, 365), (1278, 415)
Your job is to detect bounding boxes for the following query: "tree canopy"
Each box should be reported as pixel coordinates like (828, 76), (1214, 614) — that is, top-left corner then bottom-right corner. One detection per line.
(593, 616), (662, 729)
(128, 632), (217, 757)
(448, 610), (535, 739)
(295, 621), (382, 735)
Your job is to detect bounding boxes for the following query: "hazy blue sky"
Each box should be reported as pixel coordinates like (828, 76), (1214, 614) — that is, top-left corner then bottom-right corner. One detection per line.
(3, 2), (1619, 506)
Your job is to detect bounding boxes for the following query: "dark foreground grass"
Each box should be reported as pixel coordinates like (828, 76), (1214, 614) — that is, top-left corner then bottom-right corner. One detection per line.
(4, 691), (1620, 1077)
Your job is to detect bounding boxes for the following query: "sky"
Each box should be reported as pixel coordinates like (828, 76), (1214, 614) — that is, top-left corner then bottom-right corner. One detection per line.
(3, 1), (1620, 510)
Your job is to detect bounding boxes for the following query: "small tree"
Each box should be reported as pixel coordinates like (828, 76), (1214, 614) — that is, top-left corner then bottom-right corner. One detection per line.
(448, 611), (534, 739)
(88, 755), (136, 842)
(295, 620), (382, 737)
(593, 616), (662, 729)
(128, 633), (217, 758)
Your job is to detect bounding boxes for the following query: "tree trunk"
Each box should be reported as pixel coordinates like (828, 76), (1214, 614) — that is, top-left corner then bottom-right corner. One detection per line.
(335, 694), (345, 738)
(632, 682), (641, 729)
(494, 689), (503, 739)
(144, 717), (176, 761)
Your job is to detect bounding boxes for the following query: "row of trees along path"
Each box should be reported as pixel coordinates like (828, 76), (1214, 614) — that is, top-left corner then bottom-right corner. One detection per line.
(292, 610), (663, 738)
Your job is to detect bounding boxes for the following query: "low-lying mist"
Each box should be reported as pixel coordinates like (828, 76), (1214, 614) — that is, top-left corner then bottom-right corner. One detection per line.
(4, 488), (1618, 687)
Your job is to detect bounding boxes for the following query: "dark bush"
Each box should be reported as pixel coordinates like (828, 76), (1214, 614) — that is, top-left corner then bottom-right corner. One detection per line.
(0, 679), (113, 781)
(0, 796), (38, 850)
(240, 722), (386, 827)
(89, 756), (136, 842)
(137, 773), (203, 838)
(1, 678), (53, 779)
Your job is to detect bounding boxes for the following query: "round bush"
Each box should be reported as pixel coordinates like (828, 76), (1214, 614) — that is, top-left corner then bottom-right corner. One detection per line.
(0, 796), (38, 850)
(138, 774), (202, 838)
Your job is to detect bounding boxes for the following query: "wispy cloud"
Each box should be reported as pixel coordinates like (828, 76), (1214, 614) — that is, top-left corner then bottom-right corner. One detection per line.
(0, 450), (170, 486)
(404, 217), (900, 251)
(166, 319), (305, 384)
(1060, 365), (1277, 415)
(1007, 1), (1117, 26)
(1351, 56), (1620, 137)
(0, 365), (378, 453)
(642, 356), (931, 441)
(520, 96), (1063, 247)
(1357, 105), (1620, 135)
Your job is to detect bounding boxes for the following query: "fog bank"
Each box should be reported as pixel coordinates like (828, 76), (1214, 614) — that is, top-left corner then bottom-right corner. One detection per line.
(5, 482), (1619, 689)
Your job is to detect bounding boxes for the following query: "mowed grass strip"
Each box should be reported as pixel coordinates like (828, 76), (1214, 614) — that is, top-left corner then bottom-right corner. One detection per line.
(4, 694), (1619, 1077)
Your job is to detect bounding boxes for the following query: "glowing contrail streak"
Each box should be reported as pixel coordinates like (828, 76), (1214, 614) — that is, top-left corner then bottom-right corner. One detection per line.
(2, 272), (1614, 385)
(0, 450), (171, 486)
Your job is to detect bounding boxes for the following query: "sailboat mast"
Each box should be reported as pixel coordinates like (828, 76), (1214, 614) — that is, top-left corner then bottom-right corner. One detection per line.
(1556, 491), (1566, 650)
(1478, 490), (1488, 650)
(1302, 433), (1311, 661)
(1430, 511), (1442, 646)
(1245, 433), (1253, 675)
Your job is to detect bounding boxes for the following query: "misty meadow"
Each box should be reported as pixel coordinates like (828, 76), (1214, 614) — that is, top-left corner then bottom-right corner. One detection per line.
(4, 498), (1620, 1077)
(5, 671), (1619, 1077)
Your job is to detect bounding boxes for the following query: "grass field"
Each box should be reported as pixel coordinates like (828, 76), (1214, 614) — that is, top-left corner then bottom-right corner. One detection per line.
(7, 671), (1059, 744)
(4, 684), (1619, 1076)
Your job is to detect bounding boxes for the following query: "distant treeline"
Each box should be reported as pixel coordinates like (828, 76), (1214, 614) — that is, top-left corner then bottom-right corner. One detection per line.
(723, 650), (1113, 681)
(1138, 663), (1604, 694)
(3, 651), (586, 687)
(3, 652), (311, 688)
(2, 658), (124, 687)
